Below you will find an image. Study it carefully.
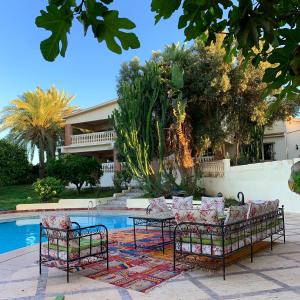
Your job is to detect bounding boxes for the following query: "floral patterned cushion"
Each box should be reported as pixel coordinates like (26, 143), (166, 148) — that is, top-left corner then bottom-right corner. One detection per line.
(265, 199), (279, 213)
(148, 197), (170, 214)
(201, 196), (224, 217)
(172, 196), (193, 210)
(41, 214), (75, 246)
(174, 208), (197, 223)
(224, 205), (249, 225)
(174, 207), (219, 226)
(246, 202), (265, 219)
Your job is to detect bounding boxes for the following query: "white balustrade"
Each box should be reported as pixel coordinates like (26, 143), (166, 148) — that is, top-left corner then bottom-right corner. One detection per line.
(71, 130), (116, 145)
(198, 156), (215, 162)
(101, 162), (126, 173)
(101, 162), (115, 173)
(199, 160), (224, 177)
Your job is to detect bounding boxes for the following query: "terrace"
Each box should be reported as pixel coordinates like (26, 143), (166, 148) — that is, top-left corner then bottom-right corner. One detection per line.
(0, 210), (298, 300)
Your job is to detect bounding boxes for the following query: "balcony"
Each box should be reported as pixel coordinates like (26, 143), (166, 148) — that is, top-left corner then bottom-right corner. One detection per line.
(61, 130), (116, 154)
(71, 130), (116, 146)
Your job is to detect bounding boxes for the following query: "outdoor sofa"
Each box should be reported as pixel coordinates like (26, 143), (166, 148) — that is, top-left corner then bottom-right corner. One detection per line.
(172, 198), (285, 279)
(39, 215), (109, 282)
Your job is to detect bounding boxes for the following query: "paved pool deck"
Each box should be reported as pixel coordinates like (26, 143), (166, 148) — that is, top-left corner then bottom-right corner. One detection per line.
(1, 211), (300, 300)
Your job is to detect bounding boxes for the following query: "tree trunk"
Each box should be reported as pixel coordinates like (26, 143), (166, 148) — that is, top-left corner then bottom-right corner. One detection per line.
(38, 143), (45, 178)
(46, 137), (56, 161)
(235, 139), (240, 165)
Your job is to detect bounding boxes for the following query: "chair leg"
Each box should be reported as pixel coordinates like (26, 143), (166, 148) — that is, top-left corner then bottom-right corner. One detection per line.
(270, 234), (273, 251)
(106, 249), (109, 270)
(222, 257), (226, 280)
(67, 261), (69, 283)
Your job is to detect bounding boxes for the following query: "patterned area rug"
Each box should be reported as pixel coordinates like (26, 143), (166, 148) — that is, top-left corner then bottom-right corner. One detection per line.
(46, 228), (274, 293)
(65, 229), (188, 293)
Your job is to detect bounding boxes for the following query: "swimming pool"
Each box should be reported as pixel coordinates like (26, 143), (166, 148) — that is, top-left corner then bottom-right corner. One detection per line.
(0, 214), (133, 254)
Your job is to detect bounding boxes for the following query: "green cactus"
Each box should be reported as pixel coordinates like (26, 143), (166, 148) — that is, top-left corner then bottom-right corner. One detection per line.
(112, 62), (171, 196)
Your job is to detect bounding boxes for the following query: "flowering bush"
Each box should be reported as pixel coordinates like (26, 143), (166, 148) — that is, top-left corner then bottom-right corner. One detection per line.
(33, 177), (64, 201)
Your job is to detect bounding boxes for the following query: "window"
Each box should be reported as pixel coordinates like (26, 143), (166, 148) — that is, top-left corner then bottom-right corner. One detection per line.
(263, 143), (274, 160)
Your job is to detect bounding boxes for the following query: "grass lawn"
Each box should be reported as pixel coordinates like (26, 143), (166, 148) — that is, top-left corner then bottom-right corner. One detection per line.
(0, 185), (114, 211)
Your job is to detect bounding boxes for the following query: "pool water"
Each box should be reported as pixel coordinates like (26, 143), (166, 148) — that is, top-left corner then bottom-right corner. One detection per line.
(0, 214), (133, 254)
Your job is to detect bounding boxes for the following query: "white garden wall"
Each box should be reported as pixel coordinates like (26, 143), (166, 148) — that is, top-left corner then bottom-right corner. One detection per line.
(201, 158), (300, 213)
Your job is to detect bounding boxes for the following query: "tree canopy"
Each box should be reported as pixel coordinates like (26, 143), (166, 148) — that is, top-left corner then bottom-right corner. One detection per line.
(0, 86), (76, 177)
(0, 139), (30, 186)
(36, 0), (300, 98)
(46, 154), (103, 193)
(114, 39), (300, 195)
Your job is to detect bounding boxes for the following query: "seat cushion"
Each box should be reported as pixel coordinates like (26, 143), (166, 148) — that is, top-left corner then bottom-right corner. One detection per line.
(174, 206), (219, 228)
(42, 244), (105, 261)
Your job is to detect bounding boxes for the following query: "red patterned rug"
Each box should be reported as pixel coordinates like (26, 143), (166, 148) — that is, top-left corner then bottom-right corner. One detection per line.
(48, 229), (190, 293)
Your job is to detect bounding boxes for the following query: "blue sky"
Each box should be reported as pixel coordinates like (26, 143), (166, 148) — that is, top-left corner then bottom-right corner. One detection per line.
(0, 0), (186, 114)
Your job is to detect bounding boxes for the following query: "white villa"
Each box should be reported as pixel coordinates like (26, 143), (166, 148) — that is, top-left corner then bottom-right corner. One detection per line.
(61, 99), (119, 175)
(60, 99), (300, 176)
(264, 118), (300, 160)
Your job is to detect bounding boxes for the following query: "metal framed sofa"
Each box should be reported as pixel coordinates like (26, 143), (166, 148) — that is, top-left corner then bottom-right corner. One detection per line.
(39, 214), (109, 282)
(173, 200), (285, 279)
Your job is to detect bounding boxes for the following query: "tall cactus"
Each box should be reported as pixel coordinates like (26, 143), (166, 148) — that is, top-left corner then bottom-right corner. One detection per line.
(112, 62), (169, 196)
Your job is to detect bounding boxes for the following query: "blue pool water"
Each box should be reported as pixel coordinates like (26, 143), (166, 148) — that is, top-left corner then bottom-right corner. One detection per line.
(0, 214), (133, 254)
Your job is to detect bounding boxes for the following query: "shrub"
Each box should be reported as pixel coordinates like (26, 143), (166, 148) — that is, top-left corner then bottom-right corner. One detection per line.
(33, 177), (64, 201)
(0, 139), (30, 186)
(46, 155), (103, 193)
(113, 167), (133, 192)
(291, 170), (300, 194)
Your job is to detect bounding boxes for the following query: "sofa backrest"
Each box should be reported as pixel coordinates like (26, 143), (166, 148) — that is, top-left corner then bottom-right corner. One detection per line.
(247, 199), (280, 219)
(224, 205), (249, 225)
(172, 196), (193, 210)
(201, 196), (224, 217)
(148, 197), (170, 214)
(41, 214), (75, 246)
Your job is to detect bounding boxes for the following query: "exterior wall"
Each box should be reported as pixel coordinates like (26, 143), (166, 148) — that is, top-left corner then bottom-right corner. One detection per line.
(263, 136), (286, 160)
(263, 119), (300, 160)
(101, 172), (114, 187)
(66, 100), (118, 125)
(64, 124), (73, 146)
(201, 158), (300, 213)
(264, 120), (285, 136)
(285, 119), (300, 159)
(61, 143), (114, 154)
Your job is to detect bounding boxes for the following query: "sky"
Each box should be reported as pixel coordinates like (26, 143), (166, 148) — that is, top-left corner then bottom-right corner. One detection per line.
(0, 0), (186, 114)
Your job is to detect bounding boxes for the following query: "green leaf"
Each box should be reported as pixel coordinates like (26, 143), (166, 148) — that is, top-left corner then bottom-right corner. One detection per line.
(263, 67), (278, 83)
(151, 0), (181, 23)
(171, 64), (184, 89)
(35, 5), (73, 61)
(97, 11), (140, 54)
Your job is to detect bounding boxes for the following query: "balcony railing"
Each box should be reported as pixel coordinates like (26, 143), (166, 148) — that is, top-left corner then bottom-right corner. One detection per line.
(101, 162), (126, 173)
(71, 130), (116, 146)
(101, 162), (114, 173)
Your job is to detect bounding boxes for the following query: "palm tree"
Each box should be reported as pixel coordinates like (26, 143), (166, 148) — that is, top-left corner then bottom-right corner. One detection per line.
(0, 85), (76, 177)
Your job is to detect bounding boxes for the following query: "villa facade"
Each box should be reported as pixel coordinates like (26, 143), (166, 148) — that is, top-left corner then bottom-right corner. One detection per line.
(61, 99), (120, 174)
(61, 99), (300, 173)
(263, 118), (300, 161)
